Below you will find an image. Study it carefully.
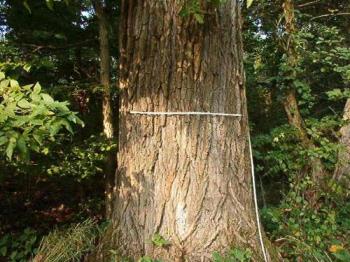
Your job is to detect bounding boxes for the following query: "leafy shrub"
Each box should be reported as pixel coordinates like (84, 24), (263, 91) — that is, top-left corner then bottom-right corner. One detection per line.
(46, 134), (117, 180)
(253, 125), (305, 177)
(261, 177), (350, 261)
(253, 116), (341, 178)
(0, 72), (83, 161)
(0, 228), (39, 262)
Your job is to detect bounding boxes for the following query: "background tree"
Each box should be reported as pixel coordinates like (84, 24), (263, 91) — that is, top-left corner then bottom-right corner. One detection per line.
(0, 1), (119, 260)
(244, 0), (350, 259)
(92, 0), (118, 218)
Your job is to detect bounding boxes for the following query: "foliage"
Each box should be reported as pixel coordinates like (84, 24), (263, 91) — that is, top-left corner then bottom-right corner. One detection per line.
(253, 125), (303, 176)
(0, 72), (83, 160)
(34, 219), (100, 262)
(180, 0), (204, 23)
(151, 234), (170, 248)
(0, 228), (39, 262)
(0, 42), (32, 76)
(138, 257), (162, 262)
(253, 116), (341, 178)
(244, 2), (350, 261)
(212, 248), (253, 262)
(261, 177), (350, 261)
(46, 134), (117, 180)
(180, 0), (229, 24)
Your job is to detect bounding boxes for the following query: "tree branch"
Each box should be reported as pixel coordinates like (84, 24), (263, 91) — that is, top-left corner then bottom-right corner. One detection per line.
(18, 39), (95, 52)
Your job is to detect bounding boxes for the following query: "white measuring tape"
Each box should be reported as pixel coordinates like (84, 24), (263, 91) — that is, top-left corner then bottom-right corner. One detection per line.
(129, 110), (268, 262)
(130, 111), (242, 117)
(248, 134), (269, 262)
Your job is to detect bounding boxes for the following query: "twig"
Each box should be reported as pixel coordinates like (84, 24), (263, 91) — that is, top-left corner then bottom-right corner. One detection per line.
(311, 12), (350, 21)
(297, 0), (321, 8)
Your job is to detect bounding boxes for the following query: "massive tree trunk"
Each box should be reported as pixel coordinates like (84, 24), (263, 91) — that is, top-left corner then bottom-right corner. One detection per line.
(93, 0), (116, 218)
(107, 1), (271, 261)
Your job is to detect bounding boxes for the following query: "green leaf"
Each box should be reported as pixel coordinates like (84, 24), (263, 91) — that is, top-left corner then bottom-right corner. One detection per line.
(17, 135), (29, 160)
(212, 252), (223, 262)
(33, 83), (41, 94)
(54, 33), (67, 40)
(30, 93), (41, 102)
(138, 257), (153, 262)
(46, 0), (54, 10)
(23, 64), (31, 72)
(0, 246), (7, 256)
(0, 136), (8, 146)
(33, 133), (43, 145)
(22, 84), (33, 91)
(17, 99), (31, 109)
(333, 250), (350, 261)
(31, 119), (44, 126)
(151, 233), (170, 248)
(0, 72), (5, 80)
(179, 7), (188, 17)
(6, 137), (17, 160)
(42, 147), (49, 155)
(23, 1), (31, 14)
(41, 93), (54, 103)
(10, 251), (18, 260)
(0, 235), (9, 246)
(247, 0), (254, 8)
(194, 13), (204, 24)
(10, 79), (19, 88)
(0, 79), (9, 88)
(62, 119), (73, 133)
(49, 122), (62, 136)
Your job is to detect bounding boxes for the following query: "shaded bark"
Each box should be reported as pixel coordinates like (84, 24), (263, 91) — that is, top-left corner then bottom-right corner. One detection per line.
(103, 1), (275, 261)
(333, 18), (350, 186)
(282, 0), (309, 145)
(282, 0), (324, 182)
(333, 99), (350, 185)
(93, 0), (116, 218)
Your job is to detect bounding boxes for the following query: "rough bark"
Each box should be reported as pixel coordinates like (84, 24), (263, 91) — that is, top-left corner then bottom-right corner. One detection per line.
(93, 0), (116, 218)
(282, 0), (324, 182)
(101, 1), (274, 261)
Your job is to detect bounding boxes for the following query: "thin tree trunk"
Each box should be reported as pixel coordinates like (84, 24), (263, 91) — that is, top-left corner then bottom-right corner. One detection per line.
(333, 19), (350, 186)
(282, 0), (309, 146)
(93, 0), (116, 218)
(259, 175), (267, 208)
(282, 0), (324, 182)
(103, 1), (275, 261)
(333, 99), (350, 184)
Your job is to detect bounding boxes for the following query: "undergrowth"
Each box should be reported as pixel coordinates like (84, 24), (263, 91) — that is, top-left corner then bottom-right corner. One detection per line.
(261, 177), (350, 261)
(33, 219), (101, 262)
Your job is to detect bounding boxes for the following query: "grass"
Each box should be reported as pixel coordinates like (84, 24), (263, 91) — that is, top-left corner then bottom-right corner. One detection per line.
(33, 219), (98, 262)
